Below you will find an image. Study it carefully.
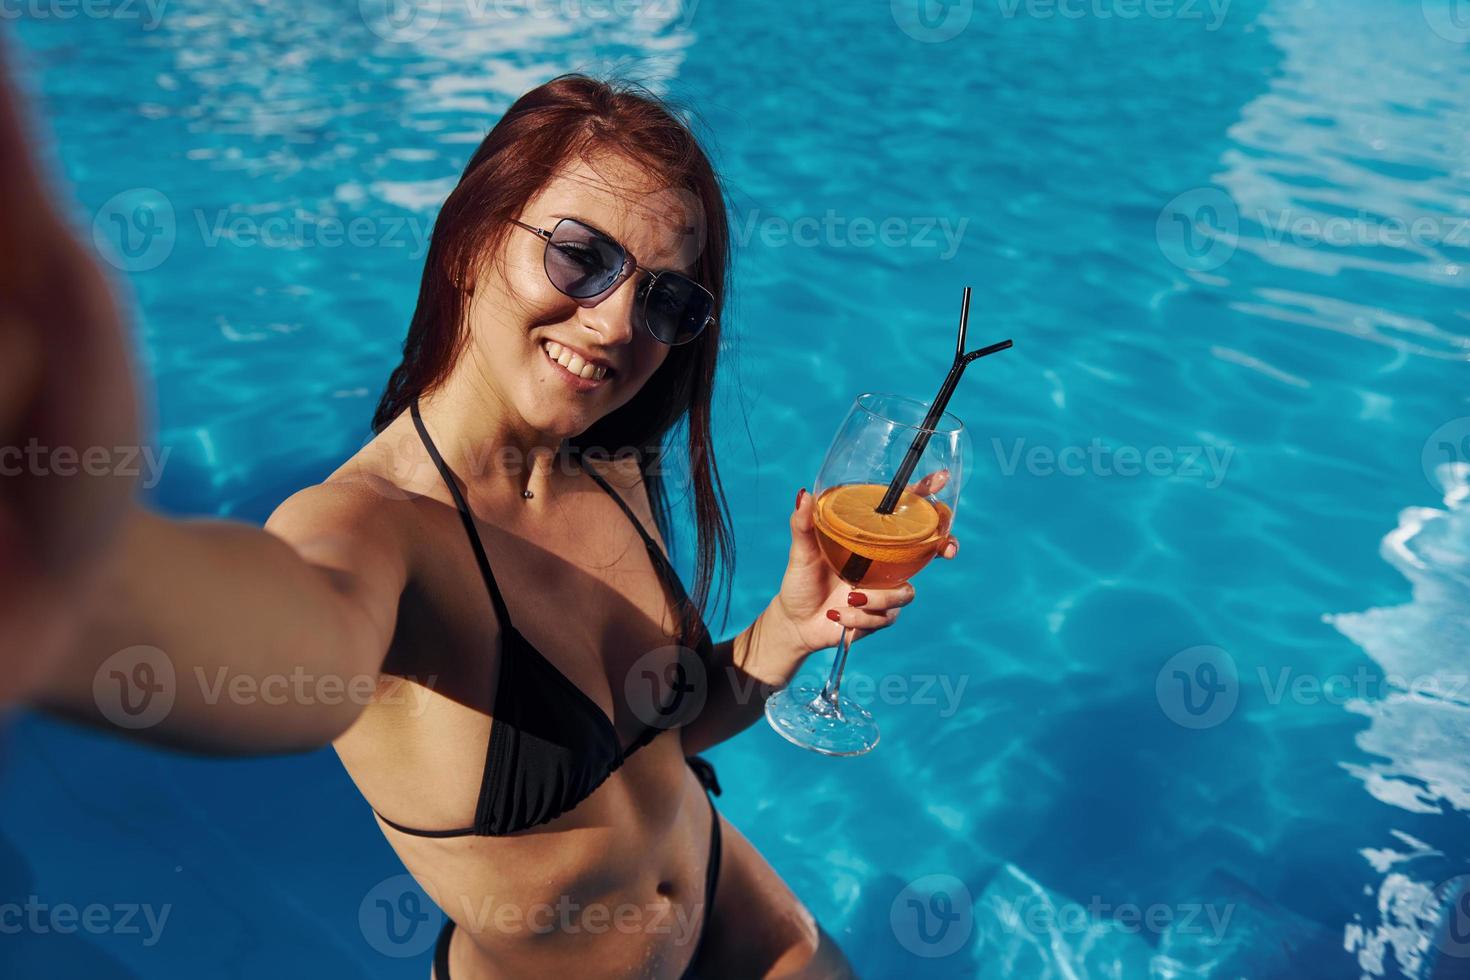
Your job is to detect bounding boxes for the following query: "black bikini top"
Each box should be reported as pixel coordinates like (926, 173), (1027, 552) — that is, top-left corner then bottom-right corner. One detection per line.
(371, 401), (713, 839)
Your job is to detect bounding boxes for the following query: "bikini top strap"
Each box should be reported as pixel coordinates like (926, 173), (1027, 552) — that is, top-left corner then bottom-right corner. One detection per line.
(580, 457), (706, 649)
(410, 399), (515, 630)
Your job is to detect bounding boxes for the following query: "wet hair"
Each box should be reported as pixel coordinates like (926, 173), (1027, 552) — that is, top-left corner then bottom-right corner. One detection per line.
(372, 74), (733, 634)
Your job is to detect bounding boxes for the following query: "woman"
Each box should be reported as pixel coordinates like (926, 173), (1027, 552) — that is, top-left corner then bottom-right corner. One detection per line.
(13, 74), (960, 978)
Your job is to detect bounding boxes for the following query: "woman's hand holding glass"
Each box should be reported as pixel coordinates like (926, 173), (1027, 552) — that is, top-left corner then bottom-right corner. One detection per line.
(760, 393), (967, 755)
(766, 479), (959, 660)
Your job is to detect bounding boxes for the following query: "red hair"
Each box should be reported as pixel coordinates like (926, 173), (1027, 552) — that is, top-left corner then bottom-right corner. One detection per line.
(373, 74), (733, 635)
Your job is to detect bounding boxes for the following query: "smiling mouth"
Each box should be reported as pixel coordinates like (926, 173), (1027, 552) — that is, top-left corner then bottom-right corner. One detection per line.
(541, 340), (611, 383)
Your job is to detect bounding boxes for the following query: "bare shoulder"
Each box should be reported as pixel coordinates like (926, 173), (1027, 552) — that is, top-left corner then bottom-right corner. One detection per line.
(264, 436), (422, 582)
(247, 444), (421, 675)
(268, 477), (399, 543)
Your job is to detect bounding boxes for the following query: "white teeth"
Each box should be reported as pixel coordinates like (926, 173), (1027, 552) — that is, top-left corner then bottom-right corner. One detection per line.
(541, 340), (609, 382)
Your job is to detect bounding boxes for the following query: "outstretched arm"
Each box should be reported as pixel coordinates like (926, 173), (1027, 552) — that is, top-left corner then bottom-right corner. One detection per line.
(0, 51), (141, 701)
(36, 485), (408, 755)
(1, 53), (405, 753)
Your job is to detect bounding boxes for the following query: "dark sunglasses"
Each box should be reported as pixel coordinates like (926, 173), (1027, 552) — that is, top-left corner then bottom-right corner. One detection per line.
(512, 217), (715, 346)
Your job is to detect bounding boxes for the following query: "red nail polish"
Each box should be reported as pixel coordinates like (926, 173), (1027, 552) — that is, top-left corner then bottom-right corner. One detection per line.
(847, 591), (868, 606)
(796, 488), (807, 510)
(825, 609), (841, 622)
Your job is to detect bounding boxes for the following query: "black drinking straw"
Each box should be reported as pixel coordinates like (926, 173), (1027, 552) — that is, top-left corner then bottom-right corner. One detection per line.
(838, 287), (1013, 583)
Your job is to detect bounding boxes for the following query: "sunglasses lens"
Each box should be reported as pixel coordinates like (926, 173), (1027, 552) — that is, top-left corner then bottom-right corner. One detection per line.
(544, 220), (625, 298)
(642, 273), (713, 345)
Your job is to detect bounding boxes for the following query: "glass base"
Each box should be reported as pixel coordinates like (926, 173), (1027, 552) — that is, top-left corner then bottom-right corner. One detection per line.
(765, 683), (880, 756)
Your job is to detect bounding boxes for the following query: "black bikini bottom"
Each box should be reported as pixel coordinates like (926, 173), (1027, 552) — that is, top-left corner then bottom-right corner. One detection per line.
(433, 755), (723, 980)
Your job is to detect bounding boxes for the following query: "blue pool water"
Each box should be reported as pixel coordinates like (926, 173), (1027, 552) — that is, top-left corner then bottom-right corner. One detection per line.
(4, 1), (1469, 976)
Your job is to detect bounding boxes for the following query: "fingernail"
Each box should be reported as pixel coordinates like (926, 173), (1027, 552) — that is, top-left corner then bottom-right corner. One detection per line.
(825, 609), (841, 622)
(847, 591), (868, 606)
(795, 488), (807, 510)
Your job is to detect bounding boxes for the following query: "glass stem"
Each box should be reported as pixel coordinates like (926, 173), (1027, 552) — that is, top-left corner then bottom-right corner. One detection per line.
(819, 625), (853, 708)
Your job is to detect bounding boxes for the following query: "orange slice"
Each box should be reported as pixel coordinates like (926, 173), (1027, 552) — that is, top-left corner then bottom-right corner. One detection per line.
(817, 483), (940, 547)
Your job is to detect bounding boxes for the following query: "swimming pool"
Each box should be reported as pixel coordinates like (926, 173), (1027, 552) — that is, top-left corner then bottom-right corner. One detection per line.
(4, 0), (1469, 976)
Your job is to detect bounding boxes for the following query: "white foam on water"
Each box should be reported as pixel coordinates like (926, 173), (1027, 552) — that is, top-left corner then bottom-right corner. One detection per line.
(1328, 463), (1470, 977)
(972, 864), (1157, 980)
(1212, 1), (1470, 361)
(146, 1), (697, 203)
(1341, 873), (1440, 980)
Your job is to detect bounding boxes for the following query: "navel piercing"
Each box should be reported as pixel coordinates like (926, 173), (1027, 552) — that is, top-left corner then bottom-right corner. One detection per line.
(522, 490), (534, 499)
